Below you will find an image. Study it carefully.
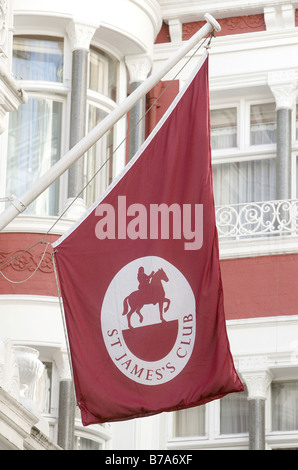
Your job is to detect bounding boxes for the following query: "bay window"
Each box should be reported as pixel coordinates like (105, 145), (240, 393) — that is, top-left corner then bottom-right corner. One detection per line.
(5, 36), (120, 218)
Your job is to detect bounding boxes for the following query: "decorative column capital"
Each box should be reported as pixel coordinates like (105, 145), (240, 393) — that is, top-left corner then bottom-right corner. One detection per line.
(268, 70), (297, 110)
(239, 356), (273, 400)
(125, 53), (152, 84)
(66, 20), (98, 52)
(54, 350), (72, 381)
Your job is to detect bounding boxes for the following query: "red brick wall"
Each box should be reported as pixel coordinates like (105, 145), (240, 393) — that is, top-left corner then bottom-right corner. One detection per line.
(1, 233), (298, 322)
(145, 79), (179, 138)
(221, 254), (298, 320)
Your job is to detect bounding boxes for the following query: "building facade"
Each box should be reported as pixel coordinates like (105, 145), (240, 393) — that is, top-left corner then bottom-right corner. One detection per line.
(0, 0), (298, 450)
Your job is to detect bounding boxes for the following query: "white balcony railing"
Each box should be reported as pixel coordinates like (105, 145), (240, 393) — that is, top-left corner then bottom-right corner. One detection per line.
(215, 199), (298, 241)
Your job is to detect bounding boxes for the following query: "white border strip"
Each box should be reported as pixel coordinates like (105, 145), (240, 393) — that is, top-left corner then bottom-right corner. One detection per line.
(52, 51), (208, 248)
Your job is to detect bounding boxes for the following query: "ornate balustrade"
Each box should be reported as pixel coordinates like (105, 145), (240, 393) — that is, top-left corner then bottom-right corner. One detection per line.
(215, 199), (298, 241)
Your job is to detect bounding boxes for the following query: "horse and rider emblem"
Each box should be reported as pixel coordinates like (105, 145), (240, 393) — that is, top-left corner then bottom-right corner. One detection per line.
(122, 266), (171, 329)
(101, 256), (196, 385)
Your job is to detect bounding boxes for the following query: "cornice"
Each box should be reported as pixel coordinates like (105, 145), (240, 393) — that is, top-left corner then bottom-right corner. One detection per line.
(153, 28), (298, 92)
(158, 0), (298, 23)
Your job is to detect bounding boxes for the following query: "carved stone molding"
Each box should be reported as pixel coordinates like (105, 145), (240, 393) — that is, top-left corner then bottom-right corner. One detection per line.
(268, 70), (297, 110)
(239, 356), (273, 400)
(125, 53), (152, 84)
(66, 20), (98, 51)
(0, 248), (54, 274)
(53, 350), (72, 381)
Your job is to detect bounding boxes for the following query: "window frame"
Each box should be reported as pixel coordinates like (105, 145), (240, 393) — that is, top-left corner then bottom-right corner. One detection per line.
(6, 90), (68, 216)
(83, 44), (121, 207)
(2, 34), (70, 217)
(167, 390), (250, 450)
(247, 99), (277, 151)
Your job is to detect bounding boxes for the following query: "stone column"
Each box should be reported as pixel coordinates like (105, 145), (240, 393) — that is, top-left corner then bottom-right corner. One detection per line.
(125, 53), (151, 160)
(240, 356), (273, 450)
(269, 71), (297, 200)
(65, 20), (97, 218)
(55, 350), (76, 450)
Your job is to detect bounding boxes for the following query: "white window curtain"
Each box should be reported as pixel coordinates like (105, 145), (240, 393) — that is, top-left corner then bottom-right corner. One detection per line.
(210, 107), (237, 150)
(212, 158), (276, 206)
(220, 387), (249, 434)
(173, 406), (206, 437)
(89, 48), (118, 101)
(250, 103), (276, 146)
(272, 381), (298, 431)
(211, 103), (277, 207)
(6, 97), (62, 216)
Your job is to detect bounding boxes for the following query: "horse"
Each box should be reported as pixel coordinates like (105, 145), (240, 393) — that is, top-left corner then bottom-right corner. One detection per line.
(122, 268), (171, 329)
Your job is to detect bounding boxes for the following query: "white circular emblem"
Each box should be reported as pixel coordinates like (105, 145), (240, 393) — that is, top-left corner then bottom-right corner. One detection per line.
(101, 256), (196, 385)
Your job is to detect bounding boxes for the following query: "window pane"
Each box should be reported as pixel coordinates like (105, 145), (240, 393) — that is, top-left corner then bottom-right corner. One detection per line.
(13, 37), (63, 82)
(7, 97), (62, 216)
(174, 406), (205, 437)
(74, 436), (102, 450)
(213, 158), (276, 205)
(272, 382), (298, 431)
(211, 108), (237, 150)
(89, 48), (117, 100)
(220, 387), (249, 434)
(84, 106), (114, 207)
(250, 103), (276, 145)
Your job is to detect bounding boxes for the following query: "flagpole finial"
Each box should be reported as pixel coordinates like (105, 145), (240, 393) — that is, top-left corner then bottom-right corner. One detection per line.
(204, 13), (221, 33)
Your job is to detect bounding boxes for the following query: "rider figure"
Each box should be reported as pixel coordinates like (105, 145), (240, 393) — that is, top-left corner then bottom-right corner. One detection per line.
(137, 267), (154, 291)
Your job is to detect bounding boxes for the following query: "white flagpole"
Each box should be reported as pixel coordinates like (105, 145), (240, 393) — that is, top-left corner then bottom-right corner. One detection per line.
(0, 14), (220, 232)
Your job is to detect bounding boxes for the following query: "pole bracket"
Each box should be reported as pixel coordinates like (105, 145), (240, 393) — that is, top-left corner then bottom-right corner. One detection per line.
(10, 195), (26, 213)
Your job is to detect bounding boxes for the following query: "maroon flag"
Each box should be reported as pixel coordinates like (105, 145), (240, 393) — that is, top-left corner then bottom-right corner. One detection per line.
(52, 52), (243, 426)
